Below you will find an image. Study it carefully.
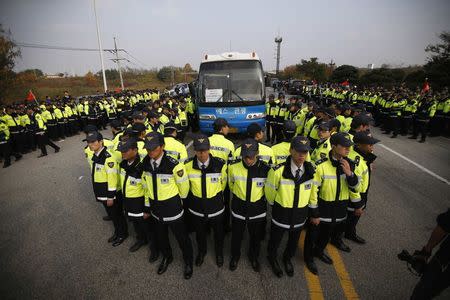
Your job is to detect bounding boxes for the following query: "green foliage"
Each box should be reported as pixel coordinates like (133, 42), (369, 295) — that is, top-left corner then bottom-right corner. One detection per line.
(295, 57), (328, 82)
(330, 65), (359, 83)
(424, 31), (450, 89)
(0, 24), (21, 103)
(157, 66), (174, 82)
(359, 68), (405, 87)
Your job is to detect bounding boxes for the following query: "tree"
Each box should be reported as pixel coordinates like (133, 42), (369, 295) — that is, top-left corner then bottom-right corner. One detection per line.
(183, 63), (194, 73)
(157, 66), (174, 82)
(404, 69), (426, 89)
(295, 57), (328, 82)
(0, 24), (21, 103)
(330, 65), (359, 83)
(21, 69), (44, 77)
(424, 31), (450, 90)
(97, 69), (120, 80)
(85, 71), (98, 87)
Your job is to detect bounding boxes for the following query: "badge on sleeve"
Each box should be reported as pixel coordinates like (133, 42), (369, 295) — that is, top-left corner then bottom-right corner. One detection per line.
(177, 169), (184, 177)
(108, 162), (115, 168)
(320, 152), (326, 159)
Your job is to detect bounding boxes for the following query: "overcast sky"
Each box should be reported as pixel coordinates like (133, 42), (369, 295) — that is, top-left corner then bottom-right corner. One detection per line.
(1, 0), (449, 75)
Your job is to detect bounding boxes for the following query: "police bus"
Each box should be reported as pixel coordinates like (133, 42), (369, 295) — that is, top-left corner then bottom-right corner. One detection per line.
(195, 52), (266, 133)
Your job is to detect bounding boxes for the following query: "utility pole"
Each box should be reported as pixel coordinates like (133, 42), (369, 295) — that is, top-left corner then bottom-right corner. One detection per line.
(93, 0), (107, 92)
(111, 37), (125, 90)
(274, 35), (283, 75)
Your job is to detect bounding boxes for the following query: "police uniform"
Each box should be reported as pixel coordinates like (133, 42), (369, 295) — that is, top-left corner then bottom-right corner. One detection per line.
(141, 132), (194, 279)
(185, 135), (227, 267)
(163, 122), (188, 163)
(86, 132), (128, 245)
(303, 133), (361, 274)
(265, 136), (318, 277)
(228, 139), (271, 272)
(345, 132), (379, 244)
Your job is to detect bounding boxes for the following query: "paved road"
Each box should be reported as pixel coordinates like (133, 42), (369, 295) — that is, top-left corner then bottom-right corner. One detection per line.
(0, 124), (449, 299)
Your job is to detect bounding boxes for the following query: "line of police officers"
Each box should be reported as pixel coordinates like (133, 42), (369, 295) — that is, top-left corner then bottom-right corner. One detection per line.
(84, 91), (380, 279)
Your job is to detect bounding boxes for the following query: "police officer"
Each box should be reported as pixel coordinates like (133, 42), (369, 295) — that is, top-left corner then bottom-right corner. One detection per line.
(234, 123), (275, 165)
(271, 120), (296, 165)
(185, 134), (227, 268)
(85, 131), (128, 246)
(345, 131), (379, 244)
(117, 138), (155, 255)
(303, 132), (361, 275)
(228, 138), (271, 272)
(0, 119), (21, 168)
(209, 118), (235, 232)
(266, 94), (278, 143)
(141, 132), (194, 279)
(265, 136), (319, 277)
(27, 107), (60, 158)
(163, 121), (188, 163)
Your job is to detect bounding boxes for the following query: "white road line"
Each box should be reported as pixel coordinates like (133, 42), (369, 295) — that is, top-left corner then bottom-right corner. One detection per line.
(378, 143), (450, 185)
(186, 140), (193, 150)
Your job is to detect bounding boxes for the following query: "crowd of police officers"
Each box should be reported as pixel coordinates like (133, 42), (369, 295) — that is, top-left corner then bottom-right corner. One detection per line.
(1, 83), (448, 282)
(76, 83), (396, 281)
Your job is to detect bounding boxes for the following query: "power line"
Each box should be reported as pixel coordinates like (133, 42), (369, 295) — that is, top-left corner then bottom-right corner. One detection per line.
(123, 50), (150, 68)
(15, 42), (124, 53)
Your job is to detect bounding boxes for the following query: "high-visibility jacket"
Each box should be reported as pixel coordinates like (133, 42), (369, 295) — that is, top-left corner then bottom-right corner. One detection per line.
(310, 137), (332, 163)
(119, 156), (146, 218)
(209, 133), (235, 163)
(271, 141), (311, 165)
(228, 159), (270, 221)
(0, 121), (9, 143)
(91, 147), (119, 202)
(234, 142), (275, 166)
(141, 152), (189, 222)
(265, 158), (318, 229)
(164, 136), (188, 163)
(314, 152), (360, 222)
(185, 155), (227, 218)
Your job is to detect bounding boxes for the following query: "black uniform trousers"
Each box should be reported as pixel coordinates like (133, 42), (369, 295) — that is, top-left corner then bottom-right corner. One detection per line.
(231, 217), (265, 260)
(192, 214), (224, 256)
(0, 141), (21, 166)
(304, 221), (343, 262)
(9, 132), (24, 154)
(36, 132), (59, 155)
(155, 216), (193, 265)
(412, 119), (429, 141)
(101, 192), (128, 238)
(267, 222), (302, 260)
(345, 192), (368, 237)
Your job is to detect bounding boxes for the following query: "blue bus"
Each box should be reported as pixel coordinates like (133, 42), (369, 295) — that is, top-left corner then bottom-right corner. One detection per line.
(195, 52), (266, 134)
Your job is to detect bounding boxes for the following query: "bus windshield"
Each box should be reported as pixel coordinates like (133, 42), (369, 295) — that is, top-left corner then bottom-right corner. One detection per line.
(198, 60), (264, 104)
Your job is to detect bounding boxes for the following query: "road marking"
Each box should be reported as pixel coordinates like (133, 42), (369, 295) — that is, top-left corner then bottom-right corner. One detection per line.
(78, 176), (84, 181)
(186, 140), (193, 150)
(378, 143), (450, 185)
(326, 245), (359, 300)
(298, 231), (324, 300)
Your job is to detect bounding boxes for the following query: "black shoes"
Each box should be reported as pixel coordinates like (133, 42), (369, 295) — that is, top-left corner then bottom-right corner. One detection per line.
(268, 257), (283, 278)
(250, 259), (260, 273)
(112, 236), (127, 247)
(55, 148), (60, 153)
(283, 258), (294, 277)
(149, 251), (159, 263)
(3, 162), (11, 168)
(229, 257), (239, 271)
(129, 240), (147, 252)
(102, 215), (112, 221)
(38, 153), (47, 158)
(408, 136), (417, 139)
(184, 263), (193, 280)
(195, 253), (205, 267)
(157, 256), (173, 275)
(314, 252), (333, 265)
(305, 260), (319, 275)
(345, 233), (366, 244)
(15, 155), (22, 161)
(216, 255), (224, 268)
(331, 239), (351, 253)
(107, 233), (117, 243)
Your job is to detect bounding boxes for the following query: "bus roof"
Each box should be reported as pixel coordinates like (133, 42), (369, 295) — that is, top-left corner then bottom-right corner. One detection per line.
(201, 52), (260, 63)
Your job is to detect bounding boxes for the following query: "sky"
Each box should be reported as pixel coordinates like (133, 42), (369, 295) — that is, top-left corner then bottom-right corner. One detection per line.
(1, 0), (449, 75)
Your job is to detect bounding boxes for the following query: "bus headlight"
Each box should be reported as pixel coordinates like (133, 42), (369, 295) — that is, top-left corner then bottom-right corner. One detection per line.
(199, 114), (217, 120)
(246, 113), (265, 119)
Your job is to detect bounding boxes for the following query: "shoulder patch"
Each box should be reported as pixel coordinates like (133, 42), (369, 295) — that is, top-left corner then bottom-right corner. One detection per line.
(177, 169), (184, 177)
(323, 142), (328, 148)
(355, 156), (360, 166)
(320, 152), (327, 159)
(315, 157), (328, 165)
(107, 162), (115, 168)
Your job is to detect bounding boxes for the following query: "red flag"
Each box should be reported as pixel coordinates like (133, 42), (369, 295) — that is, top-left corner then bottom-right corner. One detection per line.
(26, 90), (36, 102)
(422, 79), (430, 93)
(341, 80), (349, 87)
